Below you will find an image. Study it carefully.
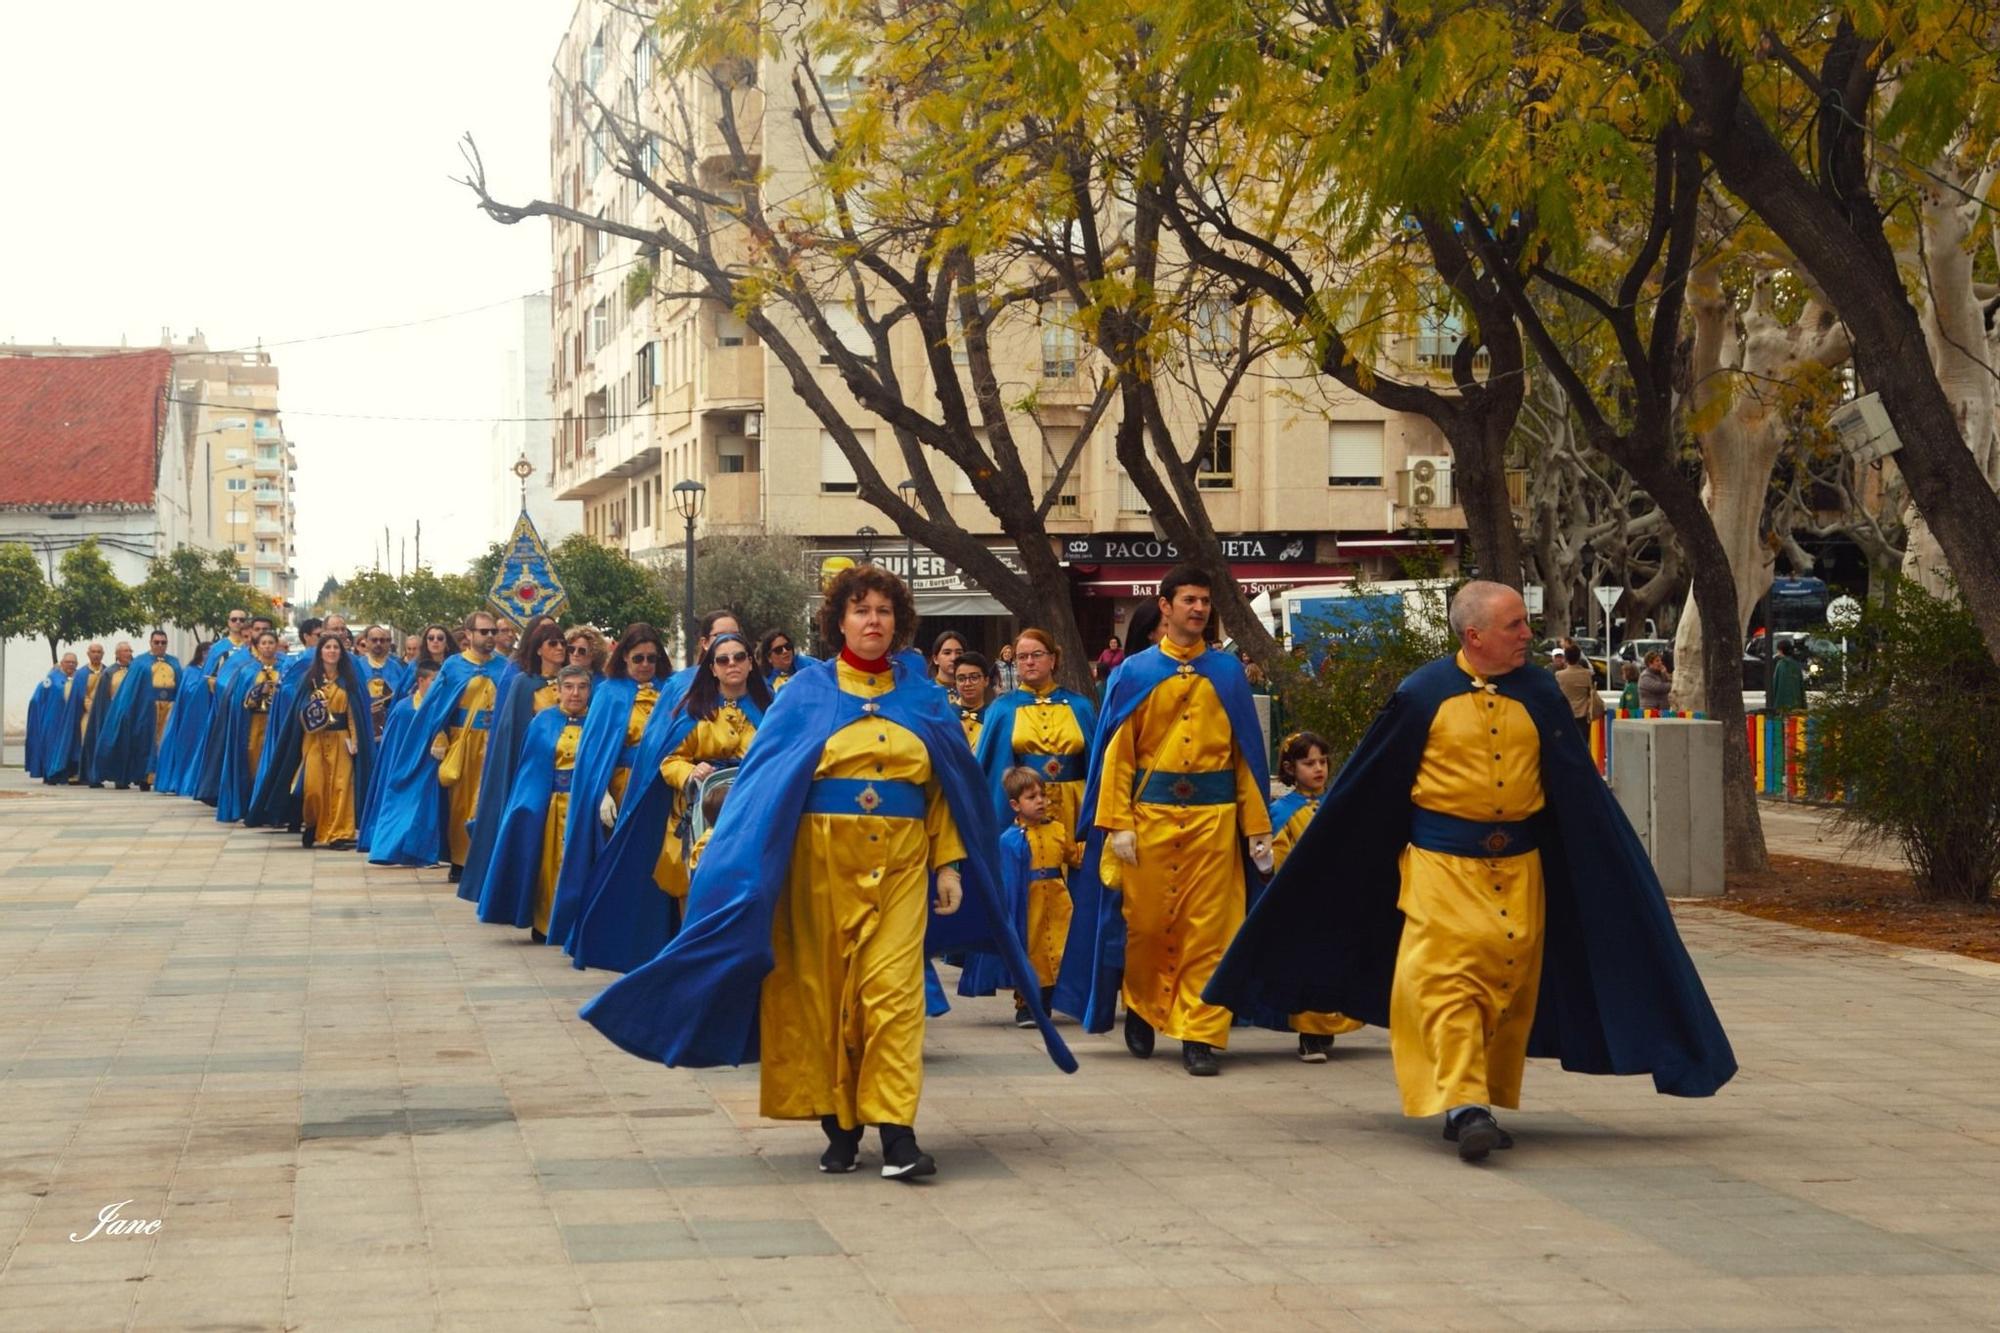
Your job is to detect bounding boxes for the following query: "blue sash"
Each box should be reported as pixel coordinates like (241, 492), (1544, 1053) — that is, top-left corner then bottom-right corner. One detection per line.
(1029, 866), (1064, 882)
(803, 777), (925, 820)
(1135, 768), (1235, 806)
(617, 744), (639, 769)
(1408, 807), (1538, 859)
(552, 769), (574, 794)
(457, 707), (493, 732)
(1021, 752), (1084, 783)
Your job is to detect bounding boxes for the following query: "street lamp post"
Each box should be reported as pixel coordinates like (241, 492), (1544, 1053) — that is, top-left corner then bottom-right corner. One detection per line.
(896, 478), (918, 578)
(671, 479), (706, 665)
(856, 525), (879, 564)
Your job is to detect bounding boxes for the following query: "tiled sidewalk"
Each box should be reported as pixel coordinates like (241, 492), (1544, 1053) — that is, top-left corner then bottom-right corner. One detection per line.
(2, 771), (1999, 1331)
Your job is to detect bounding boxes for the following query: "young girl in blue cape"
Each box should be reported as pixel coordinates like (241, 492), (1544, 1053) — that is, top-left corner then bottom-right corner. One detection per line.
(582, 565), (1072, 1182)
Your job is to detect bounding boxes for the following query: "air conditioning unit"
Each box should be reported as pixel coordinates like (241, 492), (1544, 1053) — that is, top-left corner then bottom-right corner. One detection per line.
(744, 410), (763, 437)
(1399, 456), (1453, 509)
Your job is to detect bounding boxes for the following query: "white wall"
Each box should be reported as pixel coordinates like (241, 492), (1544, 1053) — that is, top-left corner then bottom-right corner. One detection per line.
(491, 294), (578, 546)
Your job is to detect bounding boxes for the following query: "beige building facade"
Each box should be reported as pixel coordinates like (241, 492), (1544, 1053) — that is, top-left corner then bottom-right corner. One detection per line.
(547, 2), (1468, 649)
(175, 336), (298, 610)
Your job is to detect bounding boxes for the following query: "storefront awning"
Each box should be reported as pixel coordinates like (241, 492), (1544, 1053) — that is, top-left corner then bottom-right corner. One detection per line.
(1074, 562), (1358, 598)
(915, 589), (1010, 617)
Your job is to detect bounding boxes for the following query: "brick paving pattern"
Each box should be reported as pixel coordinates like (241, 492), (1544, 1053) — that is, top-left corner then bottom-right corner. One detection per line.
(2, 770), (1998, 1330)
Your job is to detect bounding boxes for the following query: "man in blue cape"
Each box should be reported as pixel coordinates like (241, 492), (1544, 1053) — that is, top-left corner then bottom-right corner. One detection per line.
(42, 646), (105, 785)
(24, 656), (75, 781)
(455, 641), (548, 906)
(77, 642), (131, 787)
(1205, 581), (1736, 1162)
(153, 643), (216, 796)
(193, 617), (273, 806)
(477, 667), (594, 932)
(368, 620), (511, 867)
(1052, 566), (1281, 1077)
(96, 630), (182, 790)
(580, 650), (1075, 1091)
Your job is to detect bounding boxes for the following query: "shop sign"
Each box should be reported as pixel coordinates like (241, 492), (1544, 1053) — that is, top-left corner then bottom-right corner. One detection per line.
(813, 544), (1023, 595)
(1060, 533), (1313, 563)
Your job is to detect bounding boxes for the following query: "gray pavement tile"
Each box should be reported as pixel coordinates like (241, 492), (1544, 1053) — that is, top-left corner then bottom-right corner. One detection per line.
(536, 1157), (660, 1190)
(466, 984), (604, 999)
(0, 901), (75, 911)
(4, 863), (113, 877)
(149, 975), (307, 995)
(560, 1220), (701, 1262)
(689, 1217), (843, 1258)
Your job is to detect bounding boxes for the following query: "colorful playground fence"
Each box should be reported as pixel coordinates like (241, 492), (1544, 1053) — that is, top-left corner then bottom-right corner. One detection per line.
(1588, 708), (1835, 803)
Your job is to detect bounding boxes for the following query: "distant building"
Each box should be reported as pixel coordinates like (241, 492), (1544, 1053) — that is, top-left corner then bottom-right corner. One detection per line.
(0, 347), (200, 739)
(490, 294), (579, 543)
(173, 335), (298, 609)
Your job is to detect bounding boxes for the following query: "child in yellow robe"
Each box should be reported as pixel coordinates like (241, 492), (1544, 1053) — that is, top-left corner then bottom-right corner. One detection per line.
(1269, 731), (1365, 1061)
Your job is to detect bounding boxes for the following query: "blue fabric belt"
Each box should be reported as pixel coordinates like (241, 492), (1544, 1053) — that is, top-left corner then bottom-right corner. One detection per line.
(617, 744), (639, 768)
(153, 687), (176, 702)
(1408, 807), (1538, 859)
(1029, 866), (1065, 882)
(552, 770), (574, 794)
(456, 707), (493, 732)
(804, 777), (926, 820)
(1135, 769), (1236, 806)
(1021, 752), (1083, 783)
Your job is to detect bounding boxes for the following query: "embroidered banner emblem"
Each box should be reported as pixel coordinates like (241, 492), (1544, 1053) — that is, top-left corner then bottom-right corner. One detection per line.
(487, 510), (570, 627)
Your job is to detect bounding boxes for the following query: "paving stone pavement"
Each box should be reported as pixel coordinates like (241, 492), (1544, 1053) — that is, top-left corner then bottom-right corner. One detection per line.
(2, 771), (1999, 1332)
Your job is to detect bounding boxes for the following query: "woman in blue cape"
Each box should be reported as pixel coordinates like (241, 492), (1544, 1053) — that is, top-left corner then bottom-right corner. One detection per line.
(582, 565), (1073, 1182)
(756, 627), (816, 690)
(193, 642), (261, 807)
(476, 667), (595, 934)
(215, 632), (283, 824)
(457, 617), (567, 905)
(567, 633), (769, 972)
(294, 635), (376, 848)
(359, 658), (440, 853)
(151, 643), (212, 795)
(24, 662), (72, 780)
(244, 647), (321, 829)
(366, 624), (512, 868)
(544, 624), (669, 942)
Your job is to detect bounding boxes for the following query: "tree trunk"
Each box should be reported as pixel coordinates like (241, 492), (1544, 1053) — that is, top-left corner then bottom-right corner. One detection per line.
(1446, 410), (1523, 587)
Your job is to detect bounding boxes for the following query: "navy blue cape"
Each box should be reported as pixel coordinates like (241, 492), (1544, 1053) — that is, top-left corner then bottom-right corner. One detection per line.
(1051, 643), (1272, 1032)
(456, 666), (539, 904)
(1203, 655), (1738, 1098)
(153, 663), (213, 795)
(579, 654), (1076, 1075)
(24, 668), (67, 779)
(77, 664), (126, 785)
(40, 665), (100, 784)
(367, 652), (511, 866)
(475, 705), (581, 927)
(97, 654), (182, 787)
(545, 676), (644, 943)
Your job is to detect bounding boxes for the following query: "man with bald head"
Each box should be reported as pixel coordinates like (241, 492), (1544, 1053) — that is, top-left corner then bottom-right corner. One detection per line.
(1208, 580), (1735, 1162)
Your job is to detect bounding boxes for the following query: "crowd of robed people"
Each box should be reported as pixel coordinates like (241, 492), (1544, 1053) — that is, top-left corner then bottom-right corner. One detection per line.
(25, 567), (1736, 1178)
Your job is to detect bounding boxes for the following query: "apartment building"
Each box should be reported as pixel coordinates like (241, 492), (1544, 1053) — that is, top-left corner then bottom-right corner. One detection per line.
(174, 335), (298, 608)
(547, 2), (1470, 650)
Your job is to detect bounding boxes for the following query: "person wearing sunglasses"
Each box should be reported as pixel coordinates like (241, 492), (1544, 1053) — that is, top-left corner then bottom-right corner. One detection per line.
(351, 624), (411, 743)
(563, 625), (608, 676)
(456, 616), (568, 907)
(755, 628), (814, 690)
(369, 610), (511, 876)
(571, 632), (773, 972)
(544, 622), (669, 946)
(584, 565), (1074, 1183)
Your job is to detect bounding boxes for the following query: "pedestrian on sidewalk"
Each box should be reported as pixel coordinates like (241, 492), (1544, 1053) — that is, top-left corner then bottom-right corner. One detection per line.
(1206, 581), (1735, 1162)
(1554, 645), (1604, 745)
(1638, 652), (1672, 712)
(1768, 638), (1807, 714)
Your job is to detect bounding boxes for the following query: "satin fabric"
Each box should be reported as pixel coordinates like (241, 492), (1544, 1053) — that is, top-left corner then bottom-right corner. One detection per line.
(438, 669), (503, 866)
(958, 816), (1078, 997)
(474, 706), (583, 930)
(545, 677), (646, 945)
(77, 664), (122, 786)
(367, 652), (509, 866)
(974, 684), (1097, 834)
(23, 668), (68, 779)
(653, 701), (759, 895)
(40, 666), (98, 784)
(456, 668), (547, 904)
(299, 682), (361, 844)
(152, 665), (212, 794)
(1269, 790), (1365, 1039)
(95, 658), (176, 787)
(215, 661), (280, 823)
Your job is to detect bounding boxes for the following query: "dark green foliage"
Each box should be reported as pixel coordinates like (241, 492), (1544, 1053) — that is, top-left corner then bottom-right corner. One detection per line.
(1270, 581), (1454, 773)
(140, 546), (246, 637)
(1815, 580), (2000, 904)
(692, 533), (816, 645)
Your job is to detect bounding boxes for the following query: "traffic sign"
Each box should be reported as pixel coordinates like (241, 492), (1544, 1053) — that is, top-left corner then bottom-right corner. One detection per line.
(1593, 585), (1620, 613)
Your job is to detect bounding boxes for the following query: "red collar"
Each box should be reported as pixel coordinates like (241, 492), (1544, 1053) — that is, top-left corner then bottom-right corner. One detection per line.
(840, 647), (892, 674)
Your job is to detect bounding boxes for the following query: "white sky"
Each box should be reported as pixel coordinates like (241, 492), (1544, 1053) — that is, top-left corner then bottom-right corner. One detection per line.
(0, 1), (577, 597)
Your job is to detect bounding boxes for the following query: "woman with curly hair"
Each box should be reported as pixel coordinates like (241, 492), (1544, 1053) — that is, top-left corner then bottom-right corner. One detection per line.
(583, 565), (1073, 1181)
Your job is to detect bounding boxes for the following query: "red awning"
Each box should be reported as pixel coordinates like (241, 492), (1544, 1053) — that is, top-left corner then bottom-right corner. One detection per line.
(1074, 562), (1359, 598)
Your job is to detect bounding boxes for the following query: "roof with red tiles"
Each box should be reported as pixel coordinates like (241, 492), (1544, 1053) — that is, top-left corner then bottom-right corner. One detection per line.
(0, 350), (172, 509)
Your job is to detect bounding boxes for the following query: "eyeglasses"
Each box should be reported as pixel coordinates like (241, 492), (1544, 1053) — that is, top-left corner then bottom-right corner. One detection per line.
(472, 627), (498, 636)
(568, 643), (592, 654)
(768, 643), (793, 654)
(712, 652), (750, 666)
(1015, 650), (1051, 661)
(955, 674), (987, 686)
(627, 652), (659, 664)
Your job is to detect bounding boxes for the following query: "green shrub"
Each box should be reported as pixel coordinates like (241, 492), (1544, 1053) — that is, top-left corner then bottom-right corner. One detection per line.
(1814, 579), (2000, 904)
(1271, 579), (1454, 772)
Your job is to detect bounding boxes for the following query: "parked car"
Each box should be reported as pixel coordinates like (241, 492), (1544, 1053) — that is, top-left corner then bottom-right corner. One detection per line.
(1539, 635), (1610, 688)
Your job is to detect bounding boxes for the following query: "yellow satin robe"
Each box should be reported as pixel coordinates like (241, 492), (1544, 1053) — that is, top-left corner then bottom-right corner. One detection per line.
(438, 659), (500, 867)
(654, 699), (757, 895)
(245, 664), (280, 775)
(1272, 792), (1365, 1039)
(362, 655), (398, 737)
(149, 659), (178, 766)
(1019, 815), (1081, 988)
(1093, 636), (1270, 1047)
(959, 706), (984, 750)
(300, 683), (358, 843)
(607, 684), (660, 805)
(1390, 652), (1548, 1117)
(1000, 684), (1089, 841)
(760, 658), (964, 1129)
(535, 716), (585, 936)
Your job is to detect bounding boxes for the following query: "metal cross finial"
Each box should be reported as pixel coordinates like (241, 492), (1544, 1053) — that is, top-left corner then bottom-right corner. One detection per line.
(512, 454), (534, 505)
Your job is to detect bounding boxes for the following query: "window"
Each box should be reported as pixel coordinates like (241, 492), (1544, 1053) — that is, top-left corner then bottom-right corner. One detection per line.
(226, 477), (248, 492)
(1196, 299), (1236, 358)
(1196, 427), (1235, 489)
(820, 428), (866, 492)
(1117, 470), (1150, 513)
(716, 310), (749, 347)
(233, 542), (248, 554)
(227, 509), (246, 526)
(585, 124), (605, 178)
(635, 32), (658, 95)
(1041, 300), (1079, 378)
(1329, 420), (1386, 487)
(225, 448), (247, 462)
(585, 25), (605, 84)
(1414, 308), (1489, 373)
(255, 568), (271, 588)
(821, 304), (872, 365)
(813, 53), (862, 112)
(590, 300), (609, 353)
(636, 342), (658, 403)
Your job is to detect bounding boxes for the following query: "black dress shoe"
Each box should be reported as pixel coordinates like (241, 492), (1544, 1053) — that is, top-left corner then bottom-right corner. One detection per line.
(819, 1116), (862, 1174)
(1443, 1109), (1512, 1161)
(530, 929), (547, 944)
(301, 826), (315, 849)
(447, 864), (464, 883)
(1124, 1010), (1155, 1060)
(327, 839), (356, 851)
(878, 1124), (935, 1181)
(1181, 1041), (1220, 1076)
(1298, 1033), (1335, 1063)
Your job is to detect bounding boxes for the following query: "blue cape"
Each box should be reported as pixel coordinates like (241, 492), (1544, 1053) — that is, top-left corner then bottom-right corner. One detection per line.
(1268, 790), (1310, 835)
(579, 654), (1076, 1075)
(243, 653), (317, 827)
(359, 689), (423, 853)
(39, 665), (100, 784)
(567, 692), (767, 972)
(24, 668), (68, 779)
(1051, 643), (1271, 1032)
(544, 677), (644, 944)
(194, 649), (260, 806)
(973, 685), (1099, 826)
(764, 652), (820, 688)
(456, 667), (540, 904)
(164, 641), (237, 797)
(152, 661), (213, 794)
(96, 654), (182, 788)
(956, 823), (1033, 997)
(77, 664), (125, 785)
(354, 654), (412, 719)
(475, 705), (582, 927)
(214, 656), (282, 823)
(367, 652), (512, 866)
(1204, 655), (1738, 1097)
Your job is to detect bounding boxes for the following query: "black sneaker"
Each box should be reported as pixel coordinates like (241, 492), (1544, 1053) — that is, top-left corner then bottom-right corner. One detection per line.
(530, 929), (547, 944)
(819, 1116), (862, 1174)
(1298, 1033), (1335, 1063)
(447, 864), (464, 884)
(1443, 1109), (1511, 1162)
(1181, 1041), (1220, 1077)
(1013, 996), (1036, 1029)
(878, 1125), (935, 1182)
(301, 826), (316, 849)
(1124, 1010), (1155, 1060)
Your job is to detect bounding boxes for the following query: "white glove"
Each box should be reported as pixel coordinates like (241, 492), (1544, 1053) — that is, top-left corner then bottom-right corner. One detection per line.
(1109, 830), (1139, 866)
(598, 793), (618, 830)
(933, 866), (963, 915)
(1248, 834), (1274, 875)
